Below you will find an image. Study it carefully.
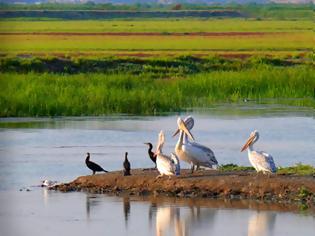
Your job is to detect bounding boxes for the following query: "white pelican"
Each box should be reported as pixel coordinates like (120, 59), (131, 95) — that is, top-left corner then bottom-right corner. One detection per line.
(173, 117), (218, 173)
(241, 130), (277, 173)
(155, 131), (180, 178)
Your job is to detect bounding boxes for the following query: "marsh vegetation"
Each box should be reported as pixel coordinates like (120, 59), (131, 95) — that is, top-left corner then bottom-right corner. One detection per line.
(1, 63), (314, 116)
(0, 5), (314, 117)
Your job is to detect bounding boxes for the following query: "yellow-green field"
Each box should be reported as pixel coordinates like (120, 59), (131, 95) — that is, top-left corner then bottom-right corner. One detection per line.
(0, 19), (313, 57)
(1, 32), (312, 51)
(0, 19), (313, 32)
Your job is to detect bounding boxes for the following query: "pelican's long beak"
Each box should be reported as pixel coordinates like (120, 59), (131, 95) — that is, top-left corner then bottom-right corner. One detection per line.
(172, 128), (180, 137)
(177, 118), (195, 141)
(172, 116), (194, 137)
(241, 135), (255, 152)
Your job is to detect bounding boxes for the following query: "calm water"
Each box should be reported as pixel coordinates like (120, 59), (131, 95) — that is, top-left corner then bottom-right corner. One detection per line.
(0, 105), (314, 235)
(1, 190), (315, 236)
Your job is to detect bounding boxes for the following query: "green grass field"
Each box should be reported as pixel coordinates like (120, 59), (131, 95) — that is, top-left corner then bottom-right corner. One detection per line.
(1, 32), (313, 53)
(0, 19), (313, 33)
(1, 66), (314, 116)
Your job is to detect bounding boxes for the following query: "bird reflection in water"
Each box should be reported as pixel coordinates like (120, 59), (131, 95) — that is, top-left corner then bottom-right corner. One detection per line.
(155, 206), (183, 236)
(123, 196), (131, 227)
(42, 188), (50, 207)
(85, 194), (131, 227)
(247, 211), (276, 236)
(149, 202), (158, 228)
(153, 203), (217, 236)
(85, 194), (101, 220)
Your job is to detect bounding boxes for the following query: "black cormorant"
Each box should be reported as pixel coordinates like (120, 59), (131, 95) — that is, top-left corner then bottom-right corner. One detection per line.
(123, 152), (131, 176)
(85, 152), (108, 175)
(144, 142), (157, 167)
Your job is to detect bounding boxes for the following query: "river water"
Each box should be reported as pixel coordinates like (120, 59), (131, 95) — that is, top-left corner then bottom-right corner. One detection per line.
(0, 105), (314, 235)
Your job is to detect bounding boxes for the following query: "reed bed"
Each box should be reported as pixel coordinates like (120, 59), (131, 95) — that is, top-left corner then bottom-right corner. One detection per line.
(0, 66), (314, 117)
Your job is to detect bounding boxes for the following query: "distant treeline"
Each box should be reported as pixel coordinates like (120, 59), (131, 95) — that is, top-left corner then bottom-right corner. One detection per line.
(0, 55), (309, 76)
(0, 3), (313, 19)
(0, 10), (244, 19)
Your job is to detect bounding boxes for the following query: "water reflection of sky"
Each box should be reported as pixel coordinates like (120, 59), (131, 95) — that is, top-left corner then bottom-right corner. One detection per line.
(2, 189), (314, 236)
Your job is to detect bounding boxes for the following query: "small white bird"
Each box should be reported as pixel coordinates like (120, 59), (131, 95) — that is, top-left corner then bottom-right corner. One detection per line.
(173, 117), (218, 173)
(155, 131), (180, 179)
(241, 130), (277, 174)
(41, 180), (58, 188)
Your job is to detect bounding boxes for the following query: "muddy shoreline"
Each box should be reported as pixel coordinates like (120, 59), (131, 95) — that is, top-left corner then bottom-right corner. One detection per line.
(54, 169), (315, 207)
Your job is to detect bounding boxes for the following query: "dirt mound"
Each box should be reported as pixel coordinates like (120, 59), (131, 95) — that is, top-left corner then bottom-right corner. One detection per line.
(54, 169), (315, 207)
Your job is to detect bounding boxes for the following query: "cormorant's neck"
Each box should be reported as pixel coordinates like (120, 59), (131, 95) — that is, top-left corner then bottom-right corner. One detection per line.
(86, 155), (90, 162)
(147, 144), (153, 153)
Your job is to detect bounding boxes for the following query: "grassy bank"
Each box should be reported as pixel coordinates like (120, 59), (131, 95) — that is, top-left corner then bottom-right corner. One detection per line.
(220, 163), (315, 176)
(2, 56), (311, 74)
(0, 65), (314, 117)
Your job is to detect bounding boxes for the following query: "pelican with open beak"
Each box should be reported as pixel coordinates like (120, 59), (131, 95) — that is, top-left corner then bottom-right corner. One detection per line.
(173, 116), (218, 173)
(155, 130), (180, 178)
(172, 115), (195, 137)
(241, 130), (277, 173)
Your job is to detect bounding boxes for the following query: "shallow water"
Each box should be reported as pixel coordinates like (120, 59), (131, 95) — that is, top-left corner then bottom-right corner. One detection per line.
(0, 105), (314, 235)
(0, 105), (314, 190)
(1, 190), (315, 236)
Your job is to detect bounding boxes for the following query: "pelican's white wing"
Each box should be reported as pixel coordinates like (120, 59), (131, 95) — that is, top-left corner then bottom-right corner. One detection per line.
(157, 154), (175, 176)
(250, 151), (277, 173)
(183, 142), (218, 167)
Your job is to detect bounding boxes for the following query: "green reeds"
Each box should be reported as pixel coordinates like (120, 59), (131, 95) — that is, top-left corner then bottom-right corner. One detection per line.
(0, 65), (314, 117)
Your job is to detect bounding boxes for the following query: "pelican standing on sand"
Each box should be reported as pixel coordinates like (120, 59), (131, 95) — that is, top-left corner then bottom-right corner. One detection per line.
(85, 152), (108, 175)
(173, 116), (218, 173)
(155, 131), (180, 178)
(241, 130), (277, 173)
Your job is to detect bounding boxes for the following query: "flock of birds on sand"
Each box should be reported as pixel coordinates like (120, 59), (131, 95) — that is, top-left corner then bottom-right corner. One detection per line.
(84, 115), (277, 179)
